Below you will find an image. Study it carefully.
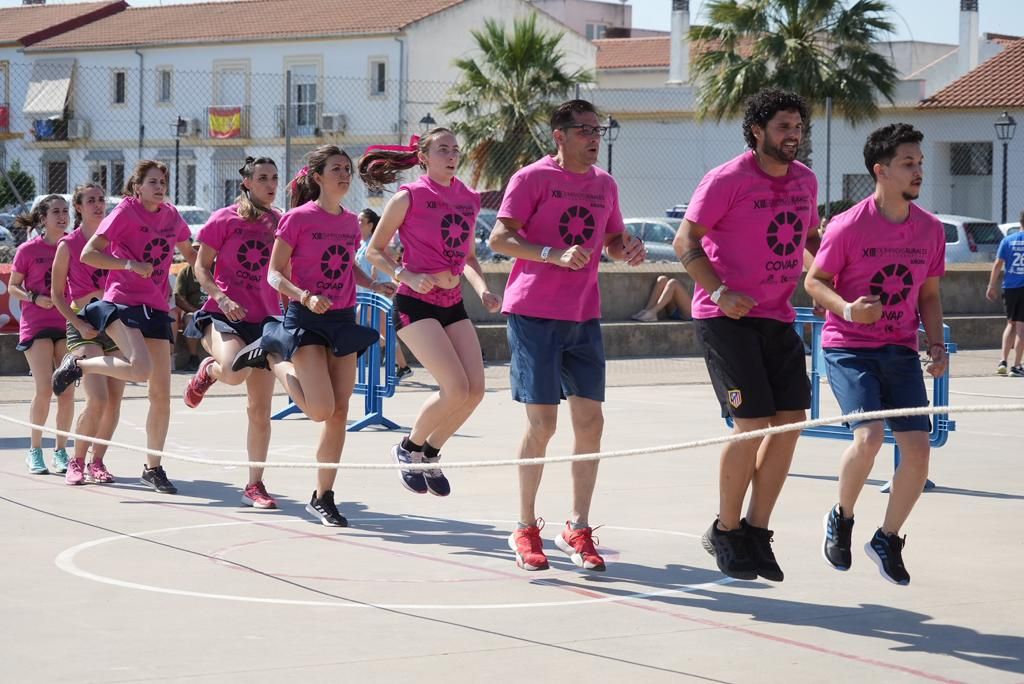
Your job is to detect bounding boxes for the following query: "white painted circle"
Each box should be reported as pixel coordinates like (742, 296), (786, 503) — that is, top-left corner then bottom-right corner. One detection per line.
(55, 518), (732, 610)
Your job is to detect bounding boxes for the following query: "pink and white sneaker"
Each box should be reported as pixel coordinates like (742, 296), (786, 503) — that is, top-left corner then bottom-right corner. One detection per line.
(65, 457), (85, 486)
(242, 481), (278, 509)
(86, 460), (115, 484)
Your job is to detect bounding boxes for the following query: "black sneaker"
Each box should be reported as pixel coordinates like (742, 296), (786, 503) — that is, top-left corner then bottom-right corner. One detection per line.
(823, 504), (854, 571)
(741, 519), (784, 582)
(231, 338), (269, 372)
(141, 465), (178, 494)
(305, 490), (348, 527)
(422, 454), (451, 497)
(1011, 365), (1024, 377)
(865, 528), (910, 585)
(52, 353), (83, 396)
(392, 443), (427, 494)
(396, 365), (413, 380)
(701, 519), (757, 580)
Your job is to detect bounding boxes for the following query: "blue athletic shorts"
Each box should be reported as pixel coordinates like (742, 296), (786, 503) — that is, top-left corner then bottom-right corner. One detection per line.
(824, 345), (930, 432)
(507, 314), (605, 405)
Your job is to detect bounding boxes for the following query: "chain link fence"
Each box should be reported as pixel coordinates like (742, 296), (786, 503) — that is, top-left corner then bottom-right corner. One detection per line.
(2, 61), (1022, 250)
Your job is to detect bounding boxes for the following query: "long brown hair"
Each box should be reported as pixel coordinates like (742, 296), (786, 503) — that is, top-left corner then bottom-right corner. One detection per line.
(358, 127), (454, 191)
(124, 159), (169, 197)
(71, 182), (105, 228)
(236, 156), (278, 222)
(290, 145), (353, 208)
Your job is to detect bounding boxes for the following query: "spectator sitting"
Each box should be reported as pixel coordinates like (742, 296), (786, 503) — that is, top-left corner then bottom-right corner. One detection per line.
(631, 275), (692, 322)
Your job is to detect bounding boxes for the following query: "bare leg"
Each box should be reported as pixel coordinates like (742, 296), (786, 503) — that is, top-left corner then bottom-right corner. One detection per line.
(1014, 321), (1024, 366)
(24, 340), (61, 450)
(518, 404), (558, 524)
(202, 326), (251, 386)
(718, 416), (769, 530)
(91, 372), (126, 463)
(268, 346), (335, 420)
(78, 321), (152, 383)
(745, 409), (804, 527)
(567, 396), (604, 525)
(244, 368), (275, 485)
(51, 339), (74, 450)
(143, 337), (172, 468)
(837, 422), (886, 516)
(883, 430), (930, 535)
(1001, 321), (1014, 363)
(315, 352), (356, 496)
(399, 319), (473, 445)
(71, 343), (108, 461)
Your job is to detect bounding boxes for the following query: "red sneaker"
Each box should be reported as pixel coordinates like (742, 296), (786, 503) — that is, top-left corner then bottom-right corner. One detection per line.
(554, 522), (606, 571)
(242, 481), (278, 510)
(508, 518), (549, 571)
(183, 357), (217, 409)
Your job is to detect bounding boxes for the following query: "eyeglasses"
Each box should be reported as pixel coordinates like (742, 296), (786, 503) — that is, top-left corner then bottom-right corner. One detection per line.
(561, 124), (609, 138)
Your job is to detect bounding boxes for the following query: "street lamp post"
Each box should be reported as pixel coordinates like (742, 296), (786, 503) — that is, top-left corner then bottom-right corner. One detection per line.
(605, 115), (620, 174)
(994, 111), (1017, 223)
(173, 116), (187, 204)
(419, 112), (437, 133)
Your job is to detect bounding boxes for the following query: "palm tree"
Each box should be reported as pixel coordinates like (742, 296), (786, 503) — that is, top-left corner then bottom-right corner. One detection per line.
(689, 0), (900, 165)
(441, 14), (594, 189)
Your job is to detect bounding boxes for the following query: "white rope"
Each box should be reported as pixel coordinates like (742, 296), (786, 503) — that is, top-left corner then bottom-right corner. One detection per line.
(1, 404), (1022, 471)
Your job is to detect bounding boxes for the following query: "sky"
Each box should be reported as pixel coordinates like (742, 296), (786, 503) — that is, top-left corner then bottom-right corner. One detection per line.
(2, 0), (1023, 45)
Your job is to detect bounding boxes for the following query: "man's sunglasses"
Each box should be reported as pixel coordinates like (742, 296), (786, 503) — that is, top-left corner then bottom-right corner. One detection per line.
(561, 124), (610, 138)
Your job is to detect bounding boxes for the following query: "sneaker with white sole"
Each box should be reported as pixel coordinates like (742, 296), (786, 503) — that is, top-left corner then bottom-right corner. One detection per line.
(25, 447), (47, 475)
(392, 443), (427, 494)
(554, 521), (606, 571)
(65, 457), (85, 486)
(305, 490), (347, 527)
(509, 519), (549, 571)
(51, 447), (69, 474)
(242, 481), (278, 509)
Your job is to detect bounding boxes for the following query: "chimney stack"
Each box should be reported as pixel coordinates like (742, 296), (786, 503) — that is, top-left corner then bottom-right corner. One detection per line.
(667, 0), (690, 85)
(959, 0), (979, 76)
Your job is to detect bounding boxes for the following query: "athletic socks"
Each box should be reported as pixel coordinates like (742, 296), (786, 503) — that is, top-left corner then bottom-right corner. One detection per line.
(402, 437), (423, 453)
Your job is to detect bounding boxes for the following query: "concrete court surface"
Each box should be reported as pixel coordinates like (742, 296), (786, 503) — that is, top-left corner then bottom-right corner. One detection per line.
(1, 357), (1023, 684)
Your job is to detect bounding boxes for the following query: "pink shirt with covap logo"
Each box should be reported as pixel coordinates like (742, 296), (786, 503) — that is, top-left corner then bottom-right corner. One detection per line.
(12, 236), (66, 341)
(275, 201), (361, 311)
(59, 228), (106, 304)
(397, 174), (480, 276)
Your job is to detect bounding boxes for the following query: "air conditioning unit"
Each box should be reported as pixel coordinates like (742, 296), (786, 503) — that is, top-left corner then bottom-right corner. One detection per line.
(185, 118), (202, 137)
(320, 113), (348, 134)
(67, 118), (90, 140)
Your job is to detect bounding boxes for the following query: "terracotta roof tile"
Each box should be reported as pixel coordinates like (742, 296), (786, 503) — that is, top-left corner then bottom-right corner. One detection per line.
(594, 37), (670, 69)
(0, 1), (126, 46)
(26, 0), (465, 50)
(919, 38), (1024, 108)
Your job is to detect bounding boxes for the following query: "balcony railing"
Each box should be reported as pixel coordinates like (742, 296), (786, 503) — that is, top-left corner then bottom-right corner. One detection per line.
(205, 105), (250, 139)
(275, 102), (324, 137)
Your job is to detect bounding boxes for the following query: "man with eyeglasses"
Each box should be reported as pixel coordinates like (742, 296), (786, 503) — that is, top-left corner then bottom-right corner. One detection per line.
(489, 98), (646, 573)
(673, 89), (820, 582)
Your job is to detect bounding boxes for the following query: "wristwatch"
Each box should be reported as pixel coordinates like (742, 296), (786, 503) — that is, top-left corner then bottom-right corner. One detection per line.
(540, 246), (552, 263)
(710, 284), (727, 304)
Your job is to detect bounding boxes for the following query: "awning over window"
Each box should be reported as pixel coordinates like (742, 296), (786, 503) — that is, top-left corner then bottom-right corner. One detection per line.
(23, 59), (76, 119)
(83, 150), (124, 162)
(155, 148), (196, 160)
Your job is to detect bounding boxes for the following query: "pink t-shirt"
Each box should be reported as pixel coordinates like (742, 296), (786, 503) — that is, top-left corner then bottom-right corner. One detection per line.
(815, 197), (945, 350)
(199, 205), (282, 322)
(60, 228), (106, 304)
(498, 156), (625, 322)
(685, 151), (819, 323)
(96, 197), (190, 312)
(398, 175), (480, 276)
(12, 236), (66, 341)
(276, 201), (360, 311)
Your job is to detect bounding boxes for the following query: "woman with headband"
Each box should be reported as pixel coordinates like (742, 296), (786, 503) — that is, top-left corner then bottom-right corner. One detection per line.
(182, 156), (282, 510)
(233, 145), (395, 526)
(359, 129), (501, 497)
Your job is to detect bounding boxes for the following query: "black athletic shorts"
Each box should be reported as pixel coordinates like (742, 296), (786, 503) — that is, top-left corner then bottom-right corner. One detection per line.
(394, 293), (469, 331)
(695, 316), (811, 419)
(1004, 286), (1024, 323)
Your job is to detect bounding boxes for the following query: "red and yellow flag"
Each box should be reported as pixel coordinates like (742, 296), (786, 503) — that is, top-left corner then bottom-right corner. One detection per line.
(208, 106), (241, 139)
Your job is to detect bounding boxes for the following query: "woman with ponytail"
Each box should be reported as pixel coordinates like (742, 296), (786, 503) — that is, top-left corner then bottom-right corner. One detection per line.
(49, 183), (125, 485)
(51, 160), (196, 495)
(10, 195), (75, 475)
(182, 156), (282, 509)
(360, 128), (500, 497)
(233, 145), (395, 526)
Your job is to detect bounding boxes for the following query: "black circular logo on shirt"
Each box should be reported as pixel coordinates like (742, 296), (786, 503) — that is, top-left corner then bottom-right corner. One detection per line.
(558, 205), (596, 246)
(238, 239), (270, 272)
(90, 268), (105, 289)
(43, 268), (52, 294)
(143, 237), (171, 266)
(766, 211), (804, 256)
(320, 244), (351, 280)
(869, 263), (913, 306)
(440, 214), (471, 249)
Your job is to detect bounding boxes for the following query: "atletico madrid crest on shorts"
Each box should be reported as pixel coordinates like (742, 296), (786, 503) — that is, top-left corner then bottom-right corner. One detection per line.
(728, 389), (742, 408)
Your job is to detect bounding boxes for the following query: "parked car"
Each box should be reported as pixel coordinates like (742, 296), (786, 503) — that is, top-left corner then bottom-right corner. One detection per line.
(176, 205), (212, 240)
(935, 214), (1002, 263)
(623, 217), (681, 262)
(0, 226), (15, 246)
(474, 208), (508, 262)
(0, 212), (16, 229)
(999, 221), (1021, 237)
(665, 204), (688, 218)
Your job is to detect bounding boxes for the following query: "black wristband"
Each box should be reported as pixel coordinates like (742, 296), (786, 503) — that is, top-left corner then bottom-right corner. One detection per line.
(30, 291), (38, 304)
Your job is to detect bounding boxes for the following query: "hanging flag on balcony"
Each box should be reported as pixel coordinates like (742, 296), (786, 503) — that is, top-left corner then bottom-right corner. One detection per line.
(0, 105), (9, 132)
(208, 106), (241, 139)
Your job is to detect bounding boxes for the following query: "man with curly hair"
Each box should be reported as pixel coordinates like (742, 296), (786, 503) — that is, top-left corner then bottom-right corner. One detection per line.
(674, 88), (820, 582)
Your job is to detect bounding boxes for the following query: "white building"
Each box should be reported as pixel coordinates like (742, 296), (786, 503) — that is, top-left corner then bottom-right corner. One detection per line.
(7, 0), (594, 211)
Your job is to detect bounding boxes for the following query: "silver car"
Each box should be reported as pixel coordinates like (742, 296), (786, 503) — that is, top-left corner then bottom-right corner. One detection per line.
(623, 217), (680, 262)
(935, 214), (1002, 263)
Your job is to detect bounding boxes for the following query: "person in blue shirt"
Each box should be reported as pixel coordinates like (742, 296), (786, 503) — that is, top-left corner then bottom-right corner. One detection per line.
(987, 211), (1024, 376)
(356, 208), (411, 378)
